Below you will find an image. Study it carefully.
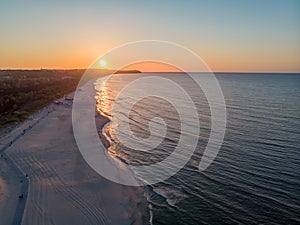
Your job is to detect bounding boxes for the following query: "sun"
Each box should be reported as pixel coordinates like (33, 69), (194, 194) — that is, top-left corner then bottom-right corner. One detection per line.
(99, 59), (107, 68)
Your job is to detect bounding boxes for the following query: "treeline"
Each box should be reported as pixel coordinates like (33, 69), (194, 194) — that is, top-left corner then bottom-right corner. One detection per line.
(0, 70), (84, 127)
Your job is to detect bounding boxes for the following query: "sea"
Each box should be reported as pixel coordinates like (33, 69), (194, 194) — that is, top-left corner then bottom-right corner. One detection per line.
(95, 73), (300, 225)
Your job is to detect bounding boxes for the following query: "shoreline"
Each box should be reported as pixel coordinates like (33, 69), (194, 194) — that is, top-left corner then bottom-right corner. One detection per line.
(95, 112), (151, 225)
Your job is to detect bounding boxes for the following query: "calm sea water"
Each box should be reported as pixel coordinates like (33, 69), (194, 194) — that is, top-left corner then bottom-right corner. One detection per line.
(96, 73), (300, 225)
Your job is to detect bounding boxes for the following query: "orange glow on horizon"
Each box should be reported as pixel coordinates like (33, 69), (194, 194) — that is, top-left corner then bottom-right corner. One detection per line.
(1, 43), (299, 73)
(122, 61), (183, 72)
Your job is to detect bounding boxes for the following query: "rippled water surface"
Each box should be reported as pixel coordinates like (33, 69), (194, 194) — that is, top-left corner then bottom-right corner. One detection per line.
(96, 73), (300, 225)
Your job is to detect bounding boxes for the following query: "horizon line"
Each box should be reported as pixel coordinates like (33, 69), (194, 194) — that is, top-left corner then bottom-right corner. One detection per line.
(0, 68), (300, 74)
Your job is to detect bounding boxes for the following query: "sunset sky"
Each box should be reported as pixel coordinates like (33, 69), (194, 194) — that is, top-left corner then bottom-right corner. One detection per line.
(0, 0), (299, 72)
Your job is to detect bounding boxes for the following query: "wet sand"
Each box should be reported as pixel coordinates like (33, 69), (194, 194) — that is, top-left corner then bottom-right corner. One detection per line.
(0, 96), (149, 225)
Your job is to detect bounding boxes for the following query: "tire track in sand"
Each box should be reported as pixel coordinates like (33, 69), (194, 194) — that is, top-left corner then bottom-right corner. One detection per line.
(11, 148), (110, 225)
(32, 156), (110, 225)
(9, 149), (55, 225)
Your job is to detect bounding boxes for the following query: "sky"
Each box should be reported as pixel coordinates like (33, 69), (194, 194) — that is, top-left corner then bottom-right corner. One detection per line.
(0, 0), (299, 72)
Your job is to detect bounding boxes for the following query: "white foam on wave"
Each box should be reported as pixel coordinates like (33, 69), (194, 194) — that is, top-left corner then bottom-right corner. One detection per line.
(153, 186), (188, 207)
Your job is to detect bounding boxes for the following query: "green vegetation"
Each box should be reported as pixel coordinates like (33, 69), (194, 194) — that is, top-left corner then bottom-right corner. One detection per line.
(0, 69), (84, 127)
(0, 69), (142, 128)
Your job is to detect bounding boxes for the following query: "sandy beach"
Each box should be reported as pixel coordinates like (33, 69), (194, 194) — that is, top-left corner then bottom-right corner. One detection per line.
(0, 95), (149, 225)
